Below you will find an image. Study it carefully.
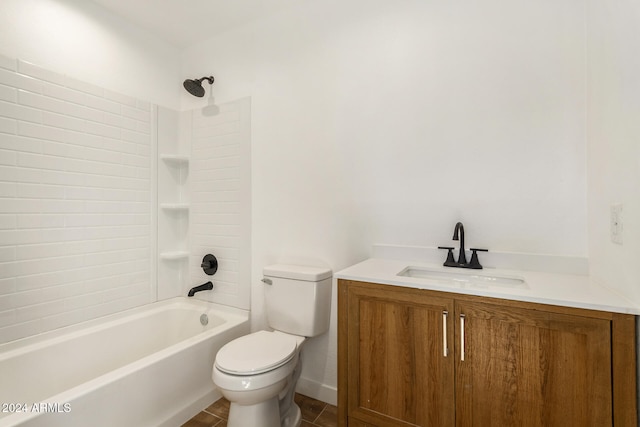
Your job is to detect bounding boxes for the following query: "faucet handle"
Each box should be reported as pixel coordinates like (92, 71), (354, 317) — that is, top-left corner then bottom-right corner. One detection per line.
(201, 254), (218, 276)
(438, 246), (457, 267)
(468, 248), (488, 269)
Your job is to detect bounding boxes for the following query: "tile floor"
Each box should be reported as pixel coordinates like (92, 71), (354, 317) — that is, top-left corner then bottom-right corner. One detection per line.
(181, 393), (337, 427)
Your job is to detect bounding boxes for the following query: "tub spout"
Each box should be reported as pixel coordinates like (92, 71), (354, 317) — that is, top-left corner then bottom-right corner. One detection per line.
(188, 281), (213, 297)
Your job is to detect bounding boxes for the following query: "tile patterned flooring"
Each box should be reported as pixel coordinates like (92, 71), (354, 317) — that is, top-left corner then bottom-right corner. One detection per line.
(181, 393), (337, 427)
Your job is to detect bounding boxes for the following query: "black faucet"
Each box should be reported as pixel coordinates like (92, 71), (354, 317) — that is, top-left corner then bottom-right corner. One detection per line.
(188, 281), (213, 297)
(438, 222), (488, 269)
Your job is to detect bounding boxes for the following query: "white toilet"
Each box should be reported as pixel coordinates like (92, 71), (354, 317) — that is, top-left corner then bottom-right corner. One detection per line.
(212, 264), (332, 427)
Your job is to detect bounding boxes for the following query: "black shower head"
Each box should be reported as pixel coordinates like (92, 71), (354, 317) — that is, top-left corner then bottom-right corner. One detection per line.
(183, 76), (214, 97)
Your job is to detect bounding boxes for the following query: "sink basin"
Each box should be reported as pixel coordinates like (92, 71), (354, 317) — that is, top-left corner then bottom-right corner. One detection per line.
(397, 266), (527, 289)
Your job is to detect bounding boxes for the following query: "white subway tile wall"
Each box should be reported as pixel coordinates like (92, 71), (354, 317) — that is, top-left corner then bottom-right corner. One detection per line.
(189, 98), (251, 310)
(0, 54), (154, 344)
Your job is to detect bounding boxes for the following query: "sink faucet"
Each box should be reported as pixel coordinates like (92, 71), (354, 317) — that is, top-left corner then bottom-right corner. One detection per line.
(438, 222), (488, 269)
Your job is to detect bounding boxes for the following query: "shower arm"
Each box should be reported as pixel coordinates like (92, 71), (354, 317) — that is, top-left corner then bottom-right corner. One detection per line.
(197, 76), (214, 85)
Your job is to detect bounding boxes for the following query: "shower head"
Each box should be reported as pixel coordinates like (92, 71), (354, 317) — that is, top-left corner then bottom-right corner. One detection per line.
(183, 76), (214, 97)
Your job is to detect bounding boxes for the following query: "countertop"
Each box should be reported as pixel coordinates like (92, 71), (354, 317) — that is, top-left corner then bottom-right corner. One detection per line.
(335, 258), (640, 315)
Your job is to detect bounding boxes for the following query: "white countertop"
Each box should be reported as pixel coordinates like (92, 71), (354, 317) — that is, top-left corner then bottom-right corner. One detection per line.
(335, 258), (640, 315)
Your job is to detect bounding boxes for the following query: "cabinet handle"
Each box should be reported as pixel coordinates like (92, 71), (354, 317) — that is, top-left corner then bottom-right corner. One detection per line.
(442, 310), (449, 357)
(460, 314), (466, 362)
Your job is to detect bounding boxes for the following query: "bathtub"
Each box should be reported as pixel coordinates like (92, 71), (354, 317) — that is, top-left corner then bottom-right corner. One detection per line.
(0, 297), (249, 427)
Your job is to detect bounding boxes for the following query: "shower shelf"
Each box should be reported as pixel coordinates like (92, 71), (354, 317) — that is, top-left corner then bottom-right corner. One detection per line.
(160, 154), (190, 165)
(160, 203), (189, 211)
(159, 251), (189, 260)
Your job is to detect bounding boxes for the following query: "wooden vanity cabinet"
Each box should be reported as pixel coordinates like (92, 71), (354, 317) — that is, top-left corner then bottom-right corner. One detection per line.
(338, 279), (637, 427)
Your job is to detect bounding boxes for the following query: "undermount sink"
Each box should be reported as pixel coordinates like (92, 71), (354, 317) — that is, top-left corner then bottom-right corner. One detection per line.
(397, 266), (528, 289)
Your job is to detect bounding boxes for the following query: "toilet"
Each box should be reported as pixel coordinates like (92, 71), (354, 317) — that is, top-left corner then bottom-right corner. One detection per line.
(212, 264), (332, 427)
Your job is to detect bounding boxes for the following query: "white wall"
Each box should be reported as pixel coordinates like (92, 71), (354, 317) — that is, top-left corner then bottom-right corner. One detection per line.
(182, 0), (588, 403)
(0, 0), (181, 108)
(586, 0), (640, 303)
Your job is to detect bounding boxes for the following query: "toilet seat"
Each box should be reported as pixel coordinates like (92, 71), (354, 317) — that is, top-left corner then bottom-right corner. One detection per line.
(215, 330), (299, 375)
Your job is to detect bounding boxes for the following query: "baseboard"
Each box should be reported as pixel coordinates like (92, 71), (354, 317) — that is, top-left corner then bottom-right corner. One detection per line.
(296, 376), (337, 406)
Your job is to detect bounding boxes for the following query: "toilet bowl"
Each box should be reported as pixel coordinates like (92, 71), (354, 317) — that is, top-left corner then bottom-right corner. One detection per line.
(212, 264), (332, 427)
(213, 331), (305, 427)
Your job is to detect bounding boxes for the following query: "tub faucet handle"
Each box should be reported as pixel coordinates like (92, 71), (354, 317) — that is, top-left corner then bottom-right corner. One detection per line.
(201, 254), (218, 275)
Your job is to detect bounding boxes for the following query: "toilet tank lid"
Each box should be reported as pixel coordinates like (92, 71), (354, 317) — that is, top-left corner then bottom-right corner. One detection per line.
(263, 264), (332, 281)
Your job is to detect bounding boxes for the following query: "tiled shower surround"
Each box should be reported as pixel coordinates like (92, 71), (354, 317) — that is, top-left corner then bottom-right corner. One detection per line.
(187, 98), (251, 311)
(0, 54), (154, 344)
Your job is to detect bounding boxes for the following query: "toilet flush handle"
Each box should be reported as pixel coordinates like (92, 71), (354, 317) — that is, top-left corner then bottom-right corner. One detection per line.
(261, 278), (272, 285)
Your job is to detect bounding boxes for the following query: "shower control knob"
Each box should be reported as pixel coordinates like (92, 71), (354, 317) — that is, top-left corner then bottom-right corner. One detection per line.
(201, 254), (218, 275)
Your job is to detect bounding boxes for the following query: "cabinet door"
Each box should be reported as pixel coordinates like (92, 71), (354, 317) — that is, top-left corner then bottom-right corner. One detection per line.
(346, 284), (455, 426)
(455, 301), (612, 427)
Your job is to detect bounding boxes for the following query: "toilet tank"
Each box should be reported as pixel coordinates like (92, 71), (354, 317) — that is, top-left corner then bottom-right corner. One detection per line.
(263, 264), (332, 337)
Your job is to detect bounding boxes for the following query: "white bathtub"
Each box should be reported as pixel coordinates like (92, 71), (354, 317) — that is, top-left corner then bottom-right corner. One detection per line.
(0, 297), (249, 427)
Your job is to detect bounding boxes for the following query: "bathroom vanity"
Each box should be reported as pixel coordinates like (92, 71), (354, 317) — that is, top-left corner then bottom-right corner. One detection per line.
(336, 259), (638, 427)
